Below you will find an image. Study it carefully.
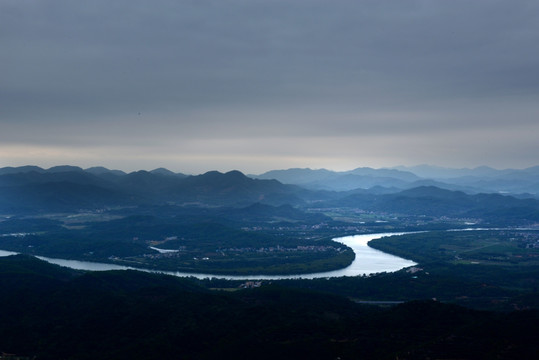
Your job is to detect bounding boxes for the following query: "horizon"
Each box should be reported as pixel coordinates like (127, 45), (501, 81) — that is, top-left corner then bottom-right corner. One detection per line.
(1, 162), (537, 177)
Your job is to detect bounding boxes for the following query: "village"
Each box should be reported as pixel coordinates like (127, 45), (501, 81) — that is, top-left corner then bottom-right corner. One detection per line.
(141, 244), (345, 261)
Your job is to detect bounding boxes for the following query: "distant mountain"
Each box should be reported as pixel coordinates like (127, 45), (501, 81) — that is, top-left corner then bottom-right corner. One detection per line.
(108, 170), (185, 200)
(47, 165), (85, 173)
(390, 165), (539, 195)
(171, 170), (303, 206)
(404, 179), (479, 193)
(0, 167), (305, 213)
(85, 166), (127, 176)
(1, 165), (537, 218)
(0, 165), (46, 175)
(391, 165), (513, 179)
(100, 169), (299, 206)
(254, 166), (539, 196)
(253, 166), (481, 194)
(0, 169), (116, 188)
(253, 167), (420, 191)
(314, 173), (413, 191)
(149, 167), (188, 177)
(253, 168), (338, 184)
(345, 167), (420, 182)
(0, 181), (131, 213)
(324, 186), (539, 225)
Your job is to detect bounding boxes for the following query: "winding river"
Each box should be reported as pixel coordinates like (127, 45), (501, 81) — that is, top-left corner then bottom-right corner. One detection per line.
(0, 232), (416, 280)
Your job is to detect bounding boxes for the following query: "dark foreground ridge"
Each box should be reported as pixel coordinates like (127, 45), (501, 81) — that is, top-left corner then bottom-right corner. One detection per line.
(1, 255), (537, 360)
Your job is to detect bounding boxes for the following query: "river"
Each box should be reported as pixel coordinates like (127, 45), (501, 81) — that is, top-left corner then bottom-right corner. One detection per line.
(0, 232), (416, 280)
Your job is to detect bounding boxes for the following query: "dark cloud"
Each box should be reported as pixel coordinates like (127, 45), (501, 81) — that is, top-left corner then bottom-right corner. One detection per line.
(1, 0), (538, 171)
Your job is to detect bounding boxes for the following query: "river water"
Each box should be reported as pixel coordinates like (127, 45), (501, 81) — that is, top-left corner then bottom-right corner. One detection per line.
(0, 232), (416, 280)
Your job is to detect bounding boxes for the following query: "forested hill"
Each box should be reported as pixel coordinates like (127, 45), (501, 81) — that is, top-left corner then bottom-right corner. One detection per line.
(0, 167), (303, 212)
(0, 255), (537, 360)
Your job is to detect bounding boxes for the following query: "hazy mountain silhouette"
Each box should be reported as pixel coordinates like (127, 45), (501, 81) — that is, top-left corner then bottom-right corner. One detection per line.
(324, 186), (539, 224)
(253, 167), (419, 191)
(254, 166), (539, 195)
(149, 167), (187, 177)
(85, 166), (127, 176)
(1, 166), (537, 222)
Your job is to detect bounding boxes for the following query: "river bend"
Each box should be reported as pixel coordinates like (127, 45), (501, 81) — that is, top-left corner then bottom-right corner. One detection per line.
(0, 232), (416, 280)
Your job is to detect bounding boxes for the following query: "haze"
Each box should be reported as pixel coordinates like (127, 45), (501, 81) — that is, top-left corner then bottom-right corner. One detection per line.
(1, 0), (538, 174)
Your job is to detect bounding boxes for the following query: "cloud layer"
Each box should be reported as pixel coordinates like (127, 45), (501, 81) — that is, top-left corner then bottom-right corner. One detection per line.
(1, 0), (538, 173)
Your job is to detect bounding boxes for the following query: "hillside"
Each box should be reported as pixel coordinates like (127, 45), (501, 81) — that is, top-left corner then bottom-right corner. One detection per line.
(0, 255), (537, 360)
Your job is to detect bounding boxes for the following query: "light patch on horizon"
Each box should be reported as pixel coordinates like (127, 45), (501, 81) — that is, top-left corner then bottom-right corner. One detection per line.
(2, 118), (537, 174)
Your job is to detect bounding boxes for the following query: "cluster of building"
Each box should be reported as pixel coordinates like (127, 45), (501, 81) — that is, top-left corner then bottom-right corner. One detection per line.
(142, 251), (183, 259)
(220, 245), (343, 254)
(238, 281), (262, 289)
(509, 231), (539, 249)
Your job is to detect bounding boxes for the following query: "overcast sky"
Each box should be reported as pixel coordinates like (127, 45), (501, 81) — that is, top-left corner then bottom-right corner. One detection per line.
(1, 0), (538, 174)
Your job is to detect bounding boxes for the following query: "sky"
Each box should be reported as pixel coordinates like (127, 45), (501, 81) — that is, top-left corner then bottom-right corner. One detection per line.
(1, 0), (538, 174)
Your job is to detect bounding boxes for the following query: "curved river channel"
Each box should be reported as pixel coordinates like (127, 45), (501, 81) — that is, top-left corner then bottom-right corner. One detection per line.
(0, 232), (416, 280)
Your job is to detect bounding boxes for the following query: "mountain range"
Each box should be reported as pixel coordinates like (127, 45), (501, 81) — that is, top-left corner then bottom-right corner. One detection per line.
(253, 165), (539, 195)
(0, 166), (302, 212)
(1, 165), (538, 225)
